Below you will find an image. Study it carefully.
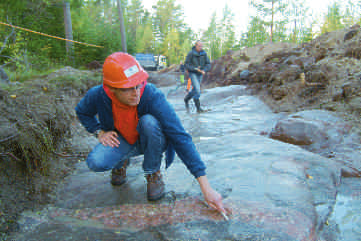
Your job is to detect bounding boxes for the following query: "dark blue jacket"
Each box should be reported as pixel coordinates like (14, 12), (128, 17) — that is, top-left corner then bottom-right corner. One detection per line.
(185, 46), (211, 73)
(180, 64), (185, 73)
(75, 83), (206, 178)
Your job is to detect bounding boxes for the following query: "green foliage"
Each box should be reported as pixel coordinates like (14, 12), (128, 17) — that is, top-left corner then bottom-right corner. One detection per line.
(249, 0), (289, 43)
(48, 70), (102, 91)
(343, 0), (361, 27)
(320, 2), (344, 34)
(162, 28), (181, 64)
(220, 4), (236, 54)
(201, 5), (237, 60)
(127, 0), (147, 53)
(152, 0), (183, 42)
(5, 67), (62, 83)
(288, 0), (311, 43)
(202, 12), (221, 60)
(2, 0), (361, 70)
(241, 16), (269, 47)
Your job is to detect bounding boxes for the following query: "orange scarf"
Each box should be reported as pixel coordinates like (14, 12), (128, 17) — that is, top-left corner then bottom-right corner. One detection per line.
(103, 82), (147, 145)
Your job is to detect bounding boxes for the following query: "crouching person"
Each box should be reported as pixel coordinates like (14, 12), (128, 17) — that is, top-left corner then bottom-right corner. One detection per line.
(75, 52), (225, 212)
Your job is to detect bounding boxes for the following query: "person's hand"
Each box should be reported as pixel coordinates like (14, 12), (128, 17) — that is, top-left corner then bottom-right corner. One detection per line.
(195, 68), (205, 75)
(203, 187), (226, 214)
(197, 176), (226, 214)
(98, 130), (120, 148)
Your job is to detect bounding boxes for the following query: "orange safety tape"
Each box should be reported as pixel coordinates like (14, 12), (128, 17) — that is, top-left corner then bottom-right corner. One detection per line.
(0, 21), (104, 48)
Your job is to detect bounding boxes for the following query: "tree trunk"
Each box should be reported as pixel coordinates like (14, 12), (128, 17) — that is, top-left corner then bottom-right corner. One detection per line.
(293, 8), (298, 43)
(270, 0), (274, 42)
(117, 0), (127, 52)
(0, 66), (9, 84)
(294, 19), (297, 43)
(63, 1), (74, 63)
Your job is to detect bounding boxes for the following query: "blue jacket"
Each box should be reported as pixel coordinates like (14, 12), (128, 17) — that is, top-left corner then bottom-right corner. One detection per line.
(185, 46), (211, 73)
(75, 83), (206, 178)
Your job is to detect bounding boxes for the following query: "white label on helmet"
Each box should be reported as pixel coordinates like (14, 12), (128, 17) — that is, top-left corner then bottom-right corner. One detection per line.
(124, 65), (139, 78)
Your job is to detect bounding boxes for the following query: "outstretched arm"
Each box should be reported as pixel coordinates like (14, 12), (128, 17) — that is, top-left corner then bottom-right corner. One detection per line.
(197, 175), (226, 213)
(146, 85), (226, 212)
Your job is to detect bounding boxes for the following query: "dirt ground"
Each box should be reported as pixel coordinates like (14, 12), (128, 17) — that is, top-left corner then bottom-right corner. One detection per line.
(0, 152), (80, 239)
(0, 67), (101, 240)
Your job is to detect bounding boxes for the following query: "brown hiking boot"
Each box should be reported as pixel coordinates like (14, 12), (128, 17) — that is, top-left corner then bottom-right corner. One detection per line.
(111, 159), (128, 186)
(146, 170), (165, 201)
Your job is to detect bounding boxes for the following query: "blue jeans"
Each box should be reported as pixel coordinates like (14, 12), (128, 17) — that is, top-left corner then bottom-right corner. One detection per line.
(186, 72), (203, 100)
(86, 114), (167, 175)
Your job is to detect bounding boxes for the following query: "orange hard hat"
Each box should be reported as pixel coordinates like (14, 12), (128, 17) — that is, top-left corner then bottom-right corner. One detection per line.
(103, 52), (149, 88)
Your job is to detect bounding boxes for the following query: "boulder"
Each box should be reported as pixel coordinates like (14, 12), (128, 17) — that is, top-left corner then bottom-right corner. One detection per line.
(270, 110), (361, 177)
(239, 70), (250, 81)
(344, 29), (359, 42)
(271, 117), (328, 146)
(270, 110), (347, 148)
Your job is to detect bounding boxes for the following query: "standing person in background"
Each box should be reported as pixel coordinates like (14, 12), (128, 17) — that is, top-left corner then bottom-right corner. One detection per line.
(184, 40), (211, 113)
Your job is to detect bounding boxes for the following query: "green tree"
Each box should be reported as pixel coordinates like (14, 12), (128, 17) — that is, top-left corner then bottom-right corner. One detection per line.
(135, 18), (154, 53)
(249, 0), (289, 42)
(0, 0), (66, 68)
(220, 4), (236, 55)
(202, 12), (221, 60)
(288, 0), (311, 43)
(343, 0), (361, 27)
(320, 2), (344, 34)
(127, 0), (145, 53)
(162, 27), (181, 64)
(241, 16), (269, 47)
(178, 26), (194, 61)
(152, 0), (183, 47)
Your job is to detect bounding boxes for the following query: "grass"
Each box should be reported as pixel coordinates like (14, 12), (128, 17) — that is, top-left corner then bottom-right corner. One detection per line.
(4, 66), (65, 83)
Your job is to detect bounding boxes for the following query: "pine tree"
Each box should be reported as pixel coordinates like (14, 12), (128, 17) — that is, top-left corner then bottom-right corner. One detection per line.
(127, 0), (145, 53)
(220, 4), (236, 55)
(288, 0), (310, 43)
(242, 16), (269, 47)
(152, 0), (183, 44)
(249, 0), (289, 42)
(202, 12), (221, 60)
(162, 27), (180, 64)
(343, 0), (361, 27)
(320, 2), (344, 34)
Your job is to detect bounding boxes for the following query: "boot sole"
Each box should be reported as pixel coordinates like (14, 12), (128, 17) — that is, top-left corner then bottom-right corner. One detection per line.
(147, 191), (165, 201)
(111, 179), (127, 186)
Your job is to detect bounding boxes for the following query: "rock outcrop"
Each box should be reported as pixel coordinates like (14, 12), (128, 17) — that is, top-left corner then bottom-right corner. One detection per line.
(270, 110), (361, 177)
(11, 85), (350, 240)
(201, 25), (361, 139)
